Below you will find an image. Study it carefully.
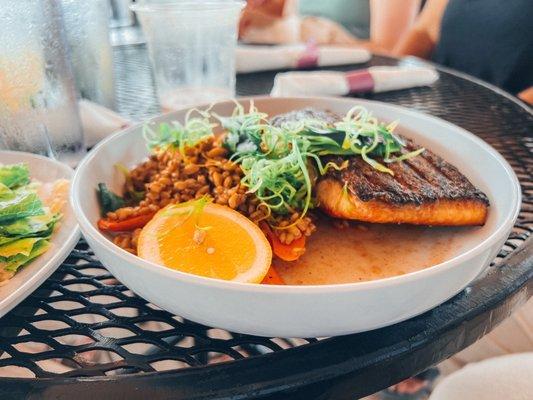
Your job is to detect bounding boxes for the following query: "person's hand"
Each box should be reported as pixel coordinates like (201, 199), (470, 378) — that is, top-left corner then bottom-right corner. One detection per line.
(239, 0), (287, 38)
(518, 86), (533, 105)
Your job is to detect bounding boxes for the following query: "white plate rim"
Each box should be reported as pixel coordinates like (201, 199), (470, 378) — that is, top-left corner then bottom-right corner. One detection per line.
(71, 96), (521, 293)
(0, 150), (81, 317)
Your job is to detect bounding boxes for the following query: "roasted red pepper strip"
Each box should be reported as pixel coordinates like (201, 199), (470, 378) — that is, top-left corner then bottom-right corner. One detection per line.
(98, 212), (155, 232)
(260, 223), (306, 262)
(261, 266), (285, 285)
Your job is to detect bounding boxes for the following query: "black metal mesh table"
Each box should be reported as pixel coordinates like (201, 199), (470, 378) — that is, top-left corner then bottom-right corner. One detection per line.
(0, 44), (531, 400)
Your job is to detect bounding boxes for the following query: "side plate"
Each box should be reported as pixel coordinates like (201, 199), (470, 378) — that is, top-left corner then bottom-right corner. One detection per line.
(0, 151), (80, 317)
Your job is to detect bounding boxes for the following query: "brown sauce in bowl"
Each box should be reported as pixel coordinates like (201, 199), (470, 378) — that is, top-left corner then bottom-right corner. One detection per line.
(275, 218), (468, 285)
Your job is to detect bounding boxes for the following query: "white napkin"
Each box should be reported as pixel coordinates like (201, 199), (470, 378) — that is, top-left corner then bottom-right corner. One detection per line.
(79, 99), (131, 147)
(236, 45), (371, 73)
(370, 66), (439, 92)
(271, 66), (439, 97)
(271, 71), (349, 97)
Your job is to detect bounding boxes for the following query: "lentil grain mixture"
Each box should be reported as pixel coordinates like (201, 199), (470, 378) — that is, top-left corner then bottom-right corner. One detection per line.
(108, 136), (315, 254)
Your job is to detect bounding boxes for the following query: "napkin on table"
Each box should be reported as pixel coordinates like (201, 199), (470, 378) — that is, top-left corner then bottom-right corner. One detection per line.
(236, 44), (371, 73)
(271, 66), (439, 97)
(79, 99), (131, 147)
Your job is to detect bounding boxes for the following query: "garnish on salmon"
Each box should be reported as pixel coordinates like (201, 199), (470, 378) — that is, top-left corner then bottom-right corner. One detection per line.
(271, 108), (489, 226)
(316, 136), (489, 226)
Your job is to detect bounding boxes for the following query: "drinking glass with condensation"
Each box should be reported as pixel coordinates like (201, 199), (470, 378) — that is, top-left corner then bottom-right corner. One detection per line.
(131, 0), (245, 112)
(0, 0), (86, 167)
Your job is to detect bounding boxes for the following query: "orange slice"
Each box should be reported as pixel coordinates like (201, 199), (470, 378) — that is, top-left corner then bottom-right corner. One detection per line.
(138, 202), (272, 283)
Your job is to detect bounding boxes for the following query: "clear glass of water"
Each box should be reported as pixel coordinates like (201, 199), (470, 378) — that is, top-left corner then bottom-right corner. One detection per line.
(61, 0), (116, 110)
(109, 0), (135, 28)
(131, 0), (245, 112)
(0, 0), (85, 167)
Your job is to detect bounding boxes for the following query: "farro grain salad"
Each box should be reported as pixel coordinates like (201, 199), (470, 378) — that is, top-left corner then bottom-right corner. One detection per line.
(96, 102), (488, 284)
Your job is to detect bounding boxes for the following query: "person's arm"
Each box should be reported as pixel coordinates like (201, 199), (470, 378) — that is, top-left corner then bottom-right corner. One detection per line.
(239, 0), (288, 38)
(518, 86), (533, 105)
(369, 0), (422, 52)
(392, 0), (449, 58)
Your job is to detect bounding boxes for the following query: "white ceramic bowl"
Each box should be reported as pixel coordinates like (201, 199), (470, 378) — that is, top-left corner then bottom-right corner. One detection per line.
(0, 151), (80, 317)
(71, 97), (521, 337)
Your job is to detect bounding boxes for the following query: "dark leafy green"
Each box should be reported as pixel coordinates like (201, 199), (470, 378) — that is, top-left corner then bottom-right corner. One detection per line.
(114, 164), (145, 204)
(97, 183), (126, 216)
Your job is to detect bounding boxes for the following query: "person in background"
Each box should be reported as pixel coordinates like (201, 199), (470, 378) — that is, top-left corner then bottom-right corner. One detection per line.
(239, 0), (421, 52)
(239, 0), (362, 46)
(371, 1), (533, 396)
(368, 0), (422, 52)
(239, 0), (533, 104)
(390, 0), (533, 103)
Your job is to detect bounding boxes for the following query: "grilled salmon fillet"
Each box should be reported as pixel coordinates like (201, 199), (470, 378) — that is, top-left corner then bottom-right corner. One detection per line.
(272, 108), (490, 226)
(317, 150), (489, 226)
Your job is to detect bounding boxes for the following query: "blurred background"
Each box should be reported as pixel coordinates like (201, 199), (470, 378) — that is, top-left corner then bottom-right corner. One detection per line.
(0, 1), (531, 399)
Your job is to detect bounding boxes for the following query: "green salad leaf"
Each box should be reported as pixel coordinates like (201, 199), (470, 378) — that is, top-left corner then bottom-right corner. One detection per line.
(0, 212), (54, 236)
(0, 212), (58, 245)
(0, 163), (30, 189)
(0, 163), (61, 279)
(0, 239), (51, 272)
(0, 184), (44, 224)
(0, 237), (44, 258)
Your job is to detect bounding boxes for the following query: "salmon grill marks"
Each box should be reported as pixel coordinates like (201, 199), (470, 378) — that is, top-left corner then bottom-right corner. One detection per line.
(317, 140), (489, 226)
(324, 139), (489, 206)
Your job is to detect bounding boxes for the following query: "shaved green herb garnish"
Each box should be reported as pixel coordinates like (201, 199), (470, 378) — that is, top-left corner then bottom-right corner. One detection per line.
(276, 106), (424, 175)
(162, 195), (211, 221)
(216, 104), (424, 224)
(216, 101), (267, 155)
(160, 196), (213, 243)
(143, 108), (216, 154)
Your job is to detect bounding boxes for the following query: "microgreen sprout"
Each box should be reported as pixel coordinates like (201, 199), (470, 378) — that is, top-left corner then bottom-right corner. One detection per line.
(142, 108), (216, 154)
(160, 196), (213, 241)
